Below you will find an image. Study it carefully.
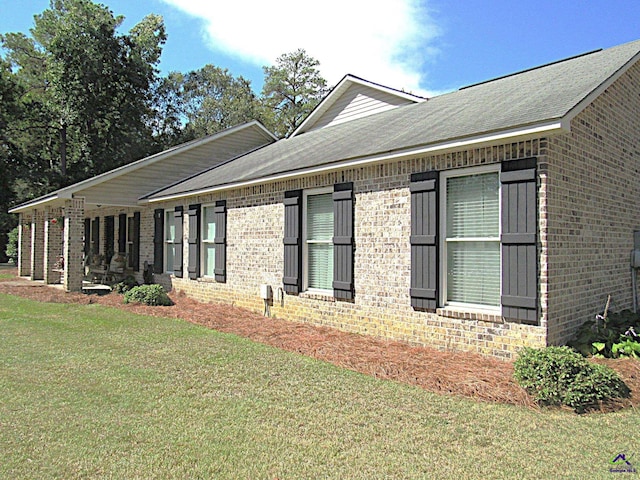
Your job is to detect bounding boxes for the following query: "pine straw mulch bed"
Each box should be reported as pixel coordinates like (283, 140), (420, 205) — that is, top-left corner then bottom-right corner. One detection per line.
(1, 269), (638, 413)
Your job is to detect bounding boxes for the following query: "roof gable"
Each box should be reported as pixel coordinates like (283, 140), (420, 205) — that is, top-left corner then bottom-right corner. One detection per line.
(291, 74), (425, 136)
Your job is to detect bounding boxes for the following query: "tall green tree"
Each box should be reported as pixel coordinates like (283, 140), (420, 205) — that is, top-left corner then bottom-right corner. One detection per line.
(0, 59), (23, 261)
(261, 49), (328, 138)
(149, 71), (188, 148)
(1, 0), (166, 187)
(180, 65), (264, 138)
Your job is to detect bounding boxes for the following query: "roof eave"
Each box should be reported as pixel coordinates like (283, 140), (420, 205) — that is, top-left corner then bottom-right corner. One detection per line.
(147, 120), (567, 204)
(9, 192), (69, 214)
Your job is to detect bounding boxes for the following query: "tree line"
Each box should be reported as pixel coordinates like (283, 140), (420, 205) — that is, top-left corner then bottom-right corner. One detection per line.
(1, 0), (328, 261)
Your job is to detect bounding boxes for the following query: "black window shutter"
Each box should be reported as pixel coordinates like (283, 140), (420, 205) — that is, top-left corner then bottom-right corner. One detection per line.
(283, 190), (302, 294)
(214, 200), (227, 283)
(501, 158), (538, 324)
(410, 171), (438, 311)
(91, 217), (100, 256)
(173, 207), (183, 277)
(118, 213), (126, 253)
(187, 204), (201, 279)
(132, 212), (140, 272)
(333, 182), (354, 300)
(84, 218), (91, 257)
(153, 209), (164, 273)
(105, 216), (115, 263)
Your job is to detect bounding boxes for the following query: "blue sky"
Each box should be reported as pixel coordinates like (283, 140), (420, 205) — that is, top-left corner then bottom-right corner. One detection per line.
(1, 0), (639, 97)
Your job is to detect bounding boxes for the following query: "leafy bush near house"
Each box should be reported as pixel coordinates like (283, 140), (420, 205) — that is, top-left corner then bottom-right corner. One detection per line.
(113, 276), (139, 294)
(514, 346), (630, 413)
(123, 284), (173, 306)
(567, 309), (640, 358)
(6, 226), (18, 264)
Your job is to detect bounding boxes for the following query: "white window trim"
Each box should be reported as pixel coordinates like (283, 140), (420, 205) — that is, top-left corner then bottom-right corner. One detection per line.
(439, 165), (501, 313)
(201, 204), (216, 279)
(164, 209), (176, 274)
(302, 187), (333, 295)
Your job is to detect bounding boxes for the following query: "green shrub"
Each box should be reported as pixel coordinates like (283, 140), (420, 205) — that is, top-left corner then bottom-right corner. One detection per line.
(6, 226), (18, 264)
(113, 275), (139, 294)
(611, 336), (640, 358)
(568, 310), (640, 358)
(514, 346), (630, 413)
(123, 284), (172, 306)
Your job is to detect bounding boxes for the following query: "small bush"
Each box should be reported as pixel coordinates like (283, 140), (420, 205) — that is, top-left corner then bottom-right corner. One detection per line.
(568, 309), (640, 358)
(123, 284), (172, 306)
(6, 226), (18, 264)
(514, 346), (630, 413)
(113, 275), (139, 294)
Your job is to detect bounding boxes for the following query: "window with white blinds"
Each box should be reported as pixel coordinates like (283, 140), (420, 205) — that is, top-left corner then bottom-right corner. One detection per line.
(444, 171), (500, 307)
(305, 191), (333, 291)
(202, 206), (216, 277)
(165, 210), (176, 273)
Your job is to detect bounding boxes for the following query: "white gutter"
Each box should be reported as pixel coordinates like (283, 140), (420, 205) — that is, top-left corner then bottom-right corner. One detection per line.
(146, 120), (566, 204)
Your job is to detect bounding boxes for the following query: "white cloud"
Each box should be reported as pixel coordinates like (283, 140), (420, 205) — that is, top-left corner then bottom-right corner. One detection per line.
(160, 0), (442, 96)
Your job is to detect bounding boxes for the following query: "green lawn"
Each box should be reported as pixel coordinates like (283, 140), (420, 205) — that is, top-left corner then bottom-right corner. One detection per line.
(0, 270), (15, 281)
(0, 293), (638, 479)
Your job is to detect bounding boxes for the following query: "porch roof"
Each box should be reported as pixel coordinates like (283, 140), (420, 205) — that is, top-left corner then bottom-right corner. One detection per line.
(9, 121), (276, 214)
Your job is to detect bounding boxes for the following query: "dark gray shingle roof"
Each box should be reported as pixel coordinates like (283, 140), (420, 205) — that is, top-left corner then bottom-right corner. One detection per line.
(147, 39), (640, 200)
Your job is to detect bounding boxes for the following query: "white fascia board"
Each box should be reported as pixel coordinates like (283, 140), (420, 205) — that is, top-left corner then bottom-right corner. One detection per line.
(8, 193), (68, 214)
(345, 75), (427, 102)
(145, 120), (566, 204)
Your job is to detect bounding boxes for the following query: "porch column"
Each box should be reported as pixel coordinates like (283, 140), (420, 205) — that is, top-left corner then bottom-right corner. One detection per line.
(63, 198), (85, 292)
(44, 208), (64, 285)
(30, 209), (44, 280)
(18, 213), (31, 277)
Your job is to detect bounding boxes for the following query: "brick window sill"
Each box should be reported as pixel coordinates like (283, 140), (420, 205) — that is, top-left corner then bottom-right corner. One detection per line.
(194, 276), (217, 283)
(436, 306), (503, 323)
(299, 291), (336, 302)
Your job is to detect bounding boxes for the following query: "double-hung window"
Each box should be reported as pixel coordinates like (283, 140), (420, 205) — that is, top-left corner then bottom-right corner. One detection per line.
(283, 183), (353, 299)
(442, 168), (500, 309)
(202, 205), (216, 278)
(411, 160), (537, 322)
(304, 188), (334, 292)
(165, 210), (177, 273)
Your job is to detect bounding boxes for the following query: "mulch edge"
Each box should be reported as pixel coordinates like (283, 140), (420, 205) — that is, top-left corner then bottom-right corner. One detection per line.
(1, 270), (638, 413)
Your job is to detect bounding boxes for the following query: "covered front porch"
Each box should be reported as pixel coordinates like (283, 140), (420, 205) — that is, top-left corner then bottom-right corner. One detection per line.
(15, 198), (87, 291)
(14, 198), (146, 293)
(8, 122), (277, 292)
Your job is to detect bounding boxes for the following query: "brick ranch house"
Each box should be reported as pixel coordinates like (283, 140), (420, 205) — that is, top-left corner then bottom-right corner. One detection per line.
(10, 39), (640, 358)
